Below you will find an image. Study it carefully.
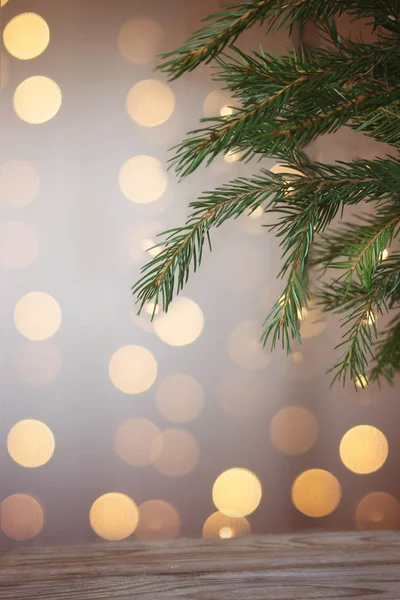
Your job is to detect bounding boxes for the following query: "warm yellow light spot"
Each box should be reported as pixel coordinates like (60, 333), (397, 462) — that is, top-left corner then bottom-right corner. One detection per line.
(109, 345), (157, 395)
(227, 321), (270, 370)
(218, 370), (266, 418)
(202, 511), (251, 538)
(90, 493), (139, 541)
(270, 406), (319, 456)
(152, 428), (199, 477)
(115, 418), (160, 466)
(248, 206), (263, 220)
(127, 79), (175, 127)
(156, 374), (204, 423)
(339, 425), (388, 474)
(270, 164), (303, 177)
(356, 375), (369, 388)
(292, 469), (341, 517)
(380, 248), (389, 261)
(0, 160), (40, 208)
(1, 494), (44, 540)
(3, 13), (49, 60)
(220, 105), (233, 118)
(13, 76), (62, 124)
(365, 311), (376, 325)
(7, 419), (55, 468)
(203, 89), (234, 117)
(0, 221), (38, 269)
(356, 492), (400, 530)
(1, 0), (9, 6)
(300, 302), (326, 339)
(213, 468), (262, 517)
(14, 292), (61, 341)
(224, 150), (241, 163)
(142, 237), (162, 257)
(119, 155), (167, 204)
(136, 500), (180, 541)
(154, 297), (204, 346)
(14, 340), (61, 387)
(118, 18), (163, 64)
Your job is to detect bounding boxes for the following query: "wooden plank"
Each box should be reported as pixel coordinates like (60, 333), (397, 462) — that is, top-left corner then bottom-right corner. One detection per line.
(1, 532), (400, 599)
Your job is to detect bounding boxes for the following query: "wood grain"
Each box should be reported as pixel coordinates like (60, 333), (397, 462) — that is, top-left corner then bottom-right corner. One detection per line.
(1, 532), (400, 599)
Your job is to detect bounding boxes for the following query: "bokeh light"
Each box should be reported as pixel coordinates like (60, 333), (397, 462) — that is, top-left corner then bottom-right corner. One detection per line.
(152, 428), (199, 477)
(115, 418), (160, 466)
(136, 500), (180, 541)
(0, 221), (38, 269)
(156, 374), (204, 423)
(7, 419), (55, 468)
(270, 406), (319, 455)
(1, 494), (44, 540)
(13, 76), (62, 124)
(14, 292), (62, 341)
(339, 425), (388, 474)
(203, 89), (234, 117)
(292, 469), (341, 517)
(299, 302), (326, 339)
(14, 340), (61, 387)
(202, 511), (251, 538)
(227, 321), (270, 370)
(154, 297), (204, 346)
(109, 345), (157, 395)
(0, 160), (40, 208)
(127, 79), (175, 127)
(218, 370), (266, 418)
(212, 468), (262, 517)
(356, 492), (400, 530)
(118, 17), (163, 64)
(224, 150), (241, 163)
(3, 13), (50, 60)
(119, 155), (167, 204)
(90, 493), (139, 541)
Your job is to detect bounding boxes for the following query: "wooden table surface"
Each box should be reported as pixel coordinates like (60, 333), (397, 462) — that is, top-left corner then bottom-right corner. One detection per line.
(1, 531), (400, 599)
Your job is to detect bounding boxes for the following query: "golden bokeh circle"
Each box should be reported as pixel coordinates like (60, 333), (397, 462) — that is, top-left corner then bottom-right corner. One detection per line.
(156, 374), (204, 423)
(127, 79), (175, 127)
(7, 419), (55, 468)
(118, 18), (163, 64)
(14, 340), (61, 387)
(202, 511), (251, 538)
(119, 155), (167, 204)
(227, 321), (270, 370)
(14, 292), (62, 341)
(356, 492), (400, 530)
(270, 406), (319, 455)
(292, 469), (341, 517)
(90, 493), (139, 541)
(212, 468), (262, 517)
(153, 297), (204, 346)
(3, 13), (50, 60)
(13, 76), (62, 124)
(0, 221), (38, 269)
(136, 500), (180, 541)
(1, 494), (44, 540)
(109, 345), (157, 395)
(339, 425), (388, 475)
(115, 418), (160, 466)
(203, 89), (234, 117)
(152, 428), (199, 477)
(0, 160), (40, 208)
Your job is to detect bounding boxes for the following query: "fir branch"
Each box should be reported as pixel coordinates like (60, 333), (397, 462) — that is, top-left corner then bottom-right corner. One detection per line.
(370, 313), (400, 384)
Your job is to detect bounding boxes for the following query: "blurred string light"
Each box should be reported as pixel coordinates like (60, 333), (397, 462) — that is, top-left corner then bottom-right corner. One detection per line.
(212, 468), (262, 517)
(224, 149), (241, 163)
(380, 248), (389, 261)
(136, 500), (180, 541)
(0, 160), (40, 208)
(7, 419), (55, 468)
(356, 375), (369, 389)
(218, 370), (266, 419)
(119, 155), (167, 204)
(339, 425), (388, 474)
(13, 340), (61, 387)
(1, 494), (44, 541)
(292, 469), (341, 517)
(270, 406), (319, 455)
(13, 76), (62, 124)
(202, 511), (251, 538)
(108, 345), (157, 395)
(356, 492), (400, 530)
(90, 493), (139, 541)
(3, 13), (49, 60)
(14, 292), (62, 341)
(153, 297), (204, 346)
(127, 79), (175, 127)
(115, 418), (160, 466)
(152, 428), (199, 477)
(156, 374), (204, 423)
(203, 89), (235, 118)
(118, 17), (163, 64)
(299, 301), (326, 339)
(0, 221), (38, 269)
(227, 321), (271, 370)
